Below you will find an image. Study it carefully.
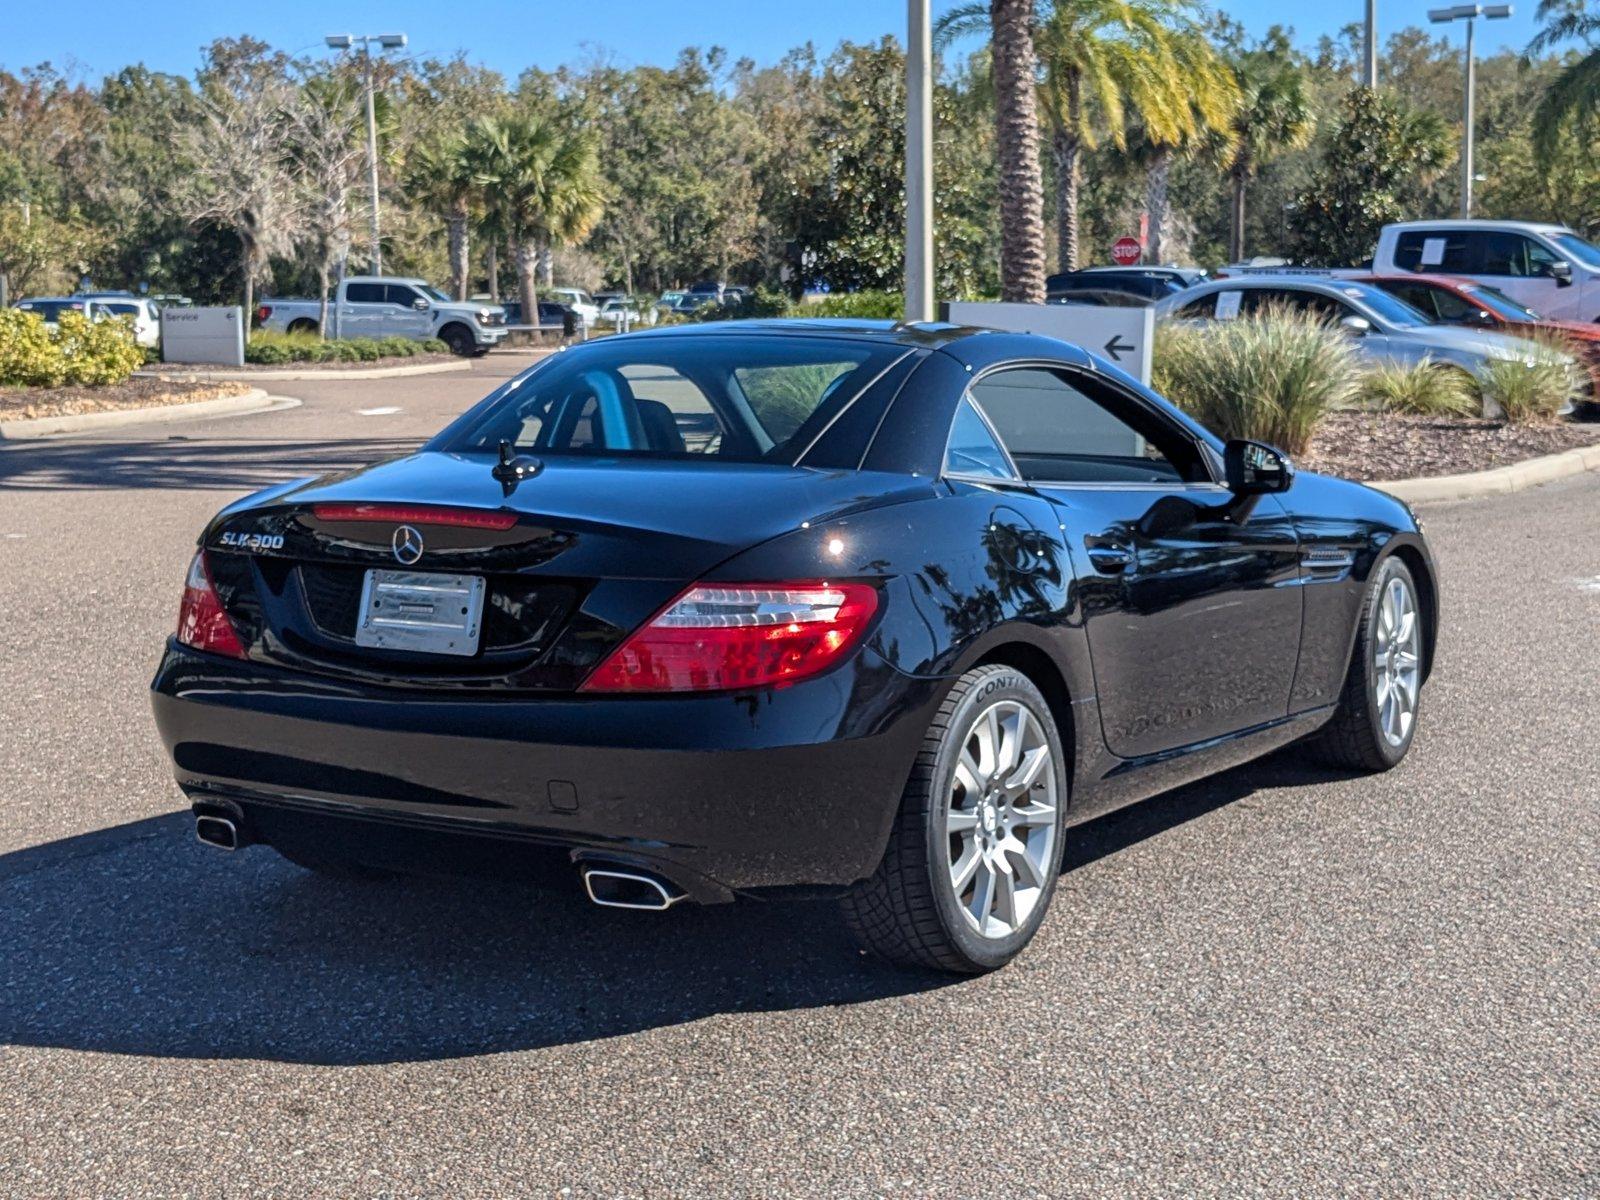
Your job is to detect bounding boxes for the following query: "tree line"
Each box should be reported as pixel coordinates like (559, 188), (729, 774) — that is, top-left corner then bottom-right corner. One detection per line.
(0, 1), (1595, 314)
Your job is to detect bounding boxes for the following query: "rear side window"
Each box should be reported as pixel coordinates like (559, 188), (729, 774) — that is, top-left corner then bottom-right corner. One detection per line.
(1174, 292), (1217, 320)
(944, 398), (1014, 480)
(1394, 231), (1475, 273)
(345, 283), (385, 303)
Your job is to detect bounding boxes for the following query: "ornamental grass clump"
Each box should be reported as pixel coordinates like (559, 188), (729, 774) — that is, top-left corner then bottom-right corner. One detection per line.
(1480, 333), (1582, 424)
(1152, 307), (1359, 455)
(1357, 360), (1478, 417)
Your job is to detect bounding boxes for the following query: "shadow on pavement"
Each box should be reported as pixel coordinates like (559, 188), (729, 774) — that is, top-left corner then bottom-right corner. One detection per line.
(0, 435), (420, 492)
(0, 750), (1340, 1066)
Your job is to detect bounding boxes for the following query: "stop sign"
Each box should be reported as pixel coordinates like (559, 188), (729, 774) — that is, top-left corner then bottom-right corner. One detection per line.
(1111, 237), (1142, 266)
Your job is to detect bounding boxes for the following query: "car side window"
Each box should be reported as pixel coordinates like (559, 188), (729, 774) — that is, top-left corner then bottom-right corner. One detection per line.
(1395, 231), (1475, 273)
(943, 397), (1014, 480)
(345, 282), (384, 304)
(385, 285), (422, 307)
(1174, 292), (1217, 320)
(968, 367), (1208, 486)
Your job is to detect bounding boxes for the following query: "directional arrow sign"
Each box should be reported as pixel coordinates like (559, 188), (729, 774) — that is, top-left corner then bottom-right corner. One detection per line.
(941, 301), (1153, 386)
(1102, 334), (1135, 362)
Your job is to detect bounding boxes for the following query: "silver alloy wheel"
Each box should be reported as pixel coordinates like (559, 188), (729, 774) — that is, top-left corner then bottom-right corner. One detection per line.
(1374, 574), (1422, 748)
(945, 699), (1059, 939)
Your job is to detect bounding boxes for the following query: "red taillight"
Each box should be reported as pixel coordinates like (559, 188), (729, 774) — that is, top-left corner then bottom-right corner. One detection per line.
(256, 305), (271, 322)
(176, 551), (246, 659)
(579, 582), (879, 694)
(311, 503), (518, 531)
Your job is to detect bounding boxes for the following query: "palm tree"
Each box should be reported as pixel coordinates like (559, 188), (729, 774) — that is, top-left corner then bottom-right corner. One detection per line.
(467, 115), (603, 316)
(942, 0), (1225, 274)
(988, 0), (1047, 301)
(1527, 0), (1600, 165)
(405, 135), (476, 301)
(1133, 21), (1238, 264)
(1222, 36), (1314, 262)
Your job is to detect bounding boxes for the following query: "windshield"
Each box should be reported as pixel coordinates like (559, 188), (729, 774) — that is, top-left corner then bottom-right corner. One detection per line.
(1466, 285), (1541, 322)
(1339, 283), (1429, 328)
(437, 335), (900, 463)
(1550, 232), (1600, 270)
(419, 284), (452, 303)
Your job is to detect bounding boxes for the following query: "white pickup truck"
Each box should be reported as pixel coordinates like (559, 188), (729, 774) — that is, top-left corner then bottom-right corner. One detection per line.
(255, 277), (508, 356)
(1369, 220), (1600, 324)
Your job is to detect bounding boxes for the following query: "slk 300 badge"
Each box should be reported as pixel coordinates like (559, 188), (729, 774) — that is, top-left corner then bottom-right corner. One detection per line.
(219, 531), (285, 552)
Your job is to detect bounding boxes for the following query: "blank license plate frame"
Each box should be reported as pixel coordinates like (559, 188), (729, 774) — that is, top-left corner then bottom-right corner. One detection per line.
(354, 569), (486, 657)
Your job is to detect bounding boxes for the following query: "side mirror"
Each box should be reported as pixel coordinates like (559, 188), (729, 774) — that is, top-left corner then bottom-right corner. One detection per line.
(1549, 260), (1573, 288)
(1225, 439), (1294, 496)
(412, 297), (430, 311)
(1339, 315), (1372, 336)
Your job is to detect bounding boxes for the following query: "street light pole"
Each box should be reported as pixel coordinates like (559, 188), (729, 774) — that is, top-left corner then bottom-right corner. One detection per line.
(1427, 5), (1511, 219)
(904, 0), (934, 323)
(326, 32), (407, 276)
(1363, 0), (1378, 88)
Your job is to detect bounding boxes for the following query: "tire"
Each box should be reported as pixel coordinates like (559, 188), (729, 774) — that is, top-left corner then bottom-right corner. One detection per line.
(286, 318), (319, 336)
(1307, 556), (1425, 772)
(840, 664), (1068, 974)
(439, 324), (475, 356)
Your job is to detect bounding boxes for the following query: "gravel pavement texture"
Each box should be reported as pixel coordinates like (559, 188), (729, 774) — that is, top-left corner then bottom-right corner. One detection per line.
(0, 351), (1595, 1198)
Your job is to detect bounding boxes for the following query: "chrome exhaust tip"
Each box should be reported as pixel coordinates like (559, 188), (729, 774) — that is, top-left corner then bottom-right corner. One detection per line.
(582, 867), (685, 911)
(194, 814), (240, 851)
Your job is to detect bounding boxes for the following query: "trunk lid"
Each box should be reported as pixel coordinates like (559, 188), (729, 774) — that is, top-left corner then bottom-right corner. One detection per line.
(200, 451), (927, 692)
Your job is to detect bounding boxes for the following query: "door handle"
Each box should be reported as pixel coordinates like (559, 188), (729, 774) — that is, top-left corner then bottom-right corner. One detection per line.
(1084, 534), (1135, 574)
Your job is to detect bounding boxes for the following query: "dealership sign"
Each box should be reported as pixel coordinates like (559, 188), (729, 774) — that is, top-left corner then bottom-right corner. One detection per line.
(941, 299), (1154, 386)
(160, 306), (245, 367)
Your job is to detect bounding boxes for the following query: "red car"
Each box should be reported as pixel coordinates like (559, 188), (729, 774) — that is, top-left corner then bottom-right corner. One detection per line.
(1357, 273), (1600, 394)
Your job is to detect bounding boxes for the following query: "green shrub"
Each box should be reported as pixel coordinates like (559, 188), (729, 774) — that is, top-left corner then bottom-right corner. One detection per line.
(690, 287), (795, 322)
(1358, 360), (1477, 417)
(1480, 334), (1581, 424)
(244, 330), (446, 365)
(0, 308), (142, 388)
(807, 290), (903, 320)
(1153, 308), (1359, 455)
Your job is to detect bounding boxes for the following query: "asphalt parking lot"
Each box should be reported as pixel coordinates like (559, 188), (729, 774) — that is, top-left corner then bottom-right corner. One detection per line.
(1, 354), (1596, 1198)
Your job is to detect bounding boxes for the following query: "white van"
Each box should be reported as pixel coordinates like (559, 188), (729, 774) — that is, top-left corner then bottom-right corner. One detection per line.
(1371, 220), (1600, 323)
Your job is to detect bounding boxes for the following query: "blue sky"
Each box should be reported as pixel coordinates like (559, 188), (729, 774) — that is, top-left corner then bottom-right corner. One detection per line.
(1, 1), (1546, 81)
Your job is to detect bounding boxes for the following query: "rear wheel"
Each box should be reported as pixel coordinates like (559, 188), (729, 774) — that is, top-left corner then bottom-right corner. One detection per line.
(1308, 556), (1425, 771)
(286, 318), (318, 336)
(841, 665), (1067, 974)
(439, 324), (475, 356)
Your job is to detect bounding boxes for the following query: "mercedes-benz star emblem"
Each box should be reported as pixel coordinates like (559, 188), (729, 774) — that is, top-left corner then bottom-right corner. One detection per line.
(391, 524), (425, 565)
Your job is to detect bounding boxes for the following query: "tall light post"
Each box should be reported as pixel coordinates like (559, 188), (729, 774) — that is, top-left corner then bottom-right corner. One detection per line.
(325, 32), (407, 275)
(1363, 0), (1378, 88)
(1428, 5), (1511, 218)
(904, 0), (934, 323)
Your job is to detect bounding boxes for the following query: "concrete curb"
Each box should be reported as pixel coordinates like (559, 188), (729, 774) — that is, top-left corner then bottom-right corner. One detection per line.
(0, 389), (296, 441)
(135, 359), (471, 382)
(1372, 441), (1600, 503)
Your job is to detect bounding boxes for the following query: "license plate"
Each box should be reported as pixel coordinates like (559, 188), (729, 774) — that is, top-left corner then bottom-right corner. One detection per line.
(354, 570), (485, 657)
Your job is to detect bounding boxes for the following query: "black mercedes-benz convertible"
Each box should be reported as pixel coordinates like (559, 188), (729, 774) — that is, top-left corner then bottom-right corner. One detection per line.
(152, 319), (1436, 973)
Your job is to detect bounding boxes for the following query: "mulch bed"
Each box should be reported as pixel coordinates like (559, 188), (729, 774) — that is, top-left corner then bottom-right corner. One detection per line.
(1303, 411), (1600, 482)
(0, 378), (253, 422)
(156, 353), (458, 372)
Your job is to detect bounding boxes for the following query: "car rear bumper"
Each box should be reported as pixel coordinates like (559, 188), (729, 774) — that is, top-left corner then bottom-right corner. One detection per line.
(150, 641), (939, 898)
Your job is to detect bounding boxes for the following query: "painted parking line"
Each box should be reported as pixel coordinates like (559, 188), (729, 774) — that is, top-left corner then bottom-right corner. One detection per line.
(357, 406), (402, 416)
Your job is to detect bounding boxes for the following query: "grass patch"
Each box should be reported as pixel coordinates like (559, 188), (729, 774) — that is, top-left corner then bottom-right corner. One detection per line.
(1358, 360), (1478, 417)
(1481, 333), (1582, 424)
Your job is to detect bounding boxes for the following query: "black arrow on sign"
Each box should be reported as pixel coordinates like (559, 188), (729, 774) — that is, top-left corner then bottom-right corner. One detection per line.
(1103, 334), (1135, 362)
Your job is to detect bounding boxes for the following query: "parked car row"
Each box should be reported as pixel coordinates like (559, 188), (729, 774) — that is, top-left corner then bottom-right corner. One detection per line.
(12, 292), (164, 348)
